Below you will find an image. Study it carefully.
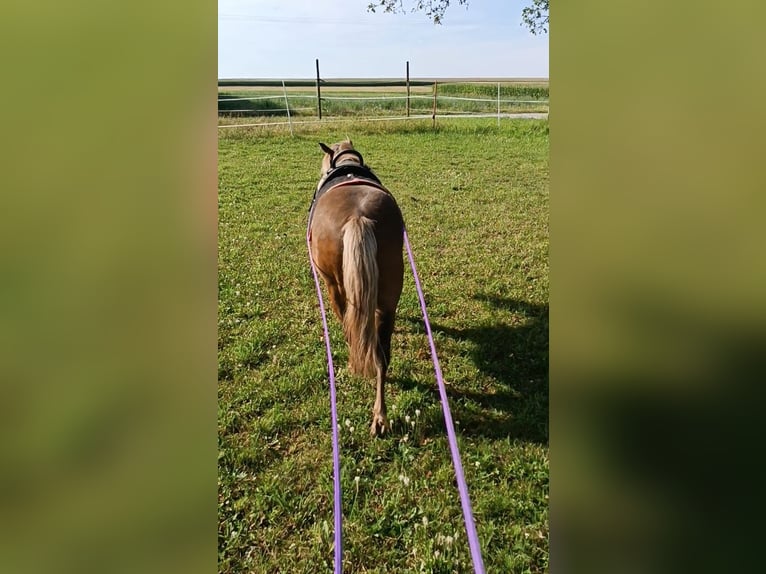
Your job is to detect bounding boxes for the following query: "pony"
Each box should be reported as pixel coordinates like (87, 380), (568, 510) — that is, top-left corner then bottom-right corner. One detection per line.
(308, 139), (404, 436)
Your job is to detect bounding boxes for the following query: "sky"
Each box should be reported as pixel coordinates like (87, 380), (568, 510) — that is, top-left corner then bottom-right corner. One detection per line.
(218, 0), (548, 79)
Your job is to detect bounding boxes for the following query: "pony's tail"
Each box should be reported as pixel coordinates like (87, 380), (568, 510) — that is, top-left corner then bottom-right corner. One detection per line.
(342, 215), (379, 378)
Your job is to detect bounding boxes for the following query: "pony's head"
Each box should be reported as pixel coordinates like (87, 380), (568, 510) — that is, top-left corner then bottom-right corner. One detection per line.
(318, 138), (362, 176)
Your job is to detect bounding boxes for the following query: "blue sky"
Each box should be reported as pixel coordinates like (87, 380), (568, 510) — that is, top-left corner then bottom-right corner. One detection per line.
(218, 0), (548, 79)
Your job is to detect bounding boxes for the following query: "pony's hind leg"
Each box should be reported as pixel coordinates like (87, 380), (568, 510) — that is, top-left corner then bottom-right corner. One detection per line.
(326, 280), (346, 323)
(315, 268), (345, 323)
(370, 309), (396, 437)
(370, 367), (388, 436)
(370, 233), (403, 437)
(311, 239), (346, 322)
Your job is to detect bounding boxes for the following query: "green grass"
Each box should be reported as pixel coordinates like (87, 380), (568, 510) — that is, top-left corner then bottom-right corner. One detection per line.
(218, 118), (549, 573)
(438, 83), (548, 100)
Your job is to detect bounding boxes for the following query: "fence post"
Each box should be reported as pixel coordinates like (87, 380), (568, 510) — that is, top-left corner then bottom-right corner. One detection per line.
(406, 61), (411, 118)
(432, 81), (437, 128)
(316, 59), (322, 120)
(282, 80), (294, 136)
(497, 82), (501, 126)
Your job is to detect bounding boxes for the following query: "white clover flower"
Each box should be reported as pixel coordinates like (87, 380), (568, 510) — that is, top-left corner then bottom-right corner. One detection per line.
(422, 516), (428, 527)
(345, 419), (351, 427)
(354, 475), (360, 485)
(405, 415), (411, 423)
(415, 409), (421, 417)
(434, 550), (441, 559)
(349, 426), (355, 433)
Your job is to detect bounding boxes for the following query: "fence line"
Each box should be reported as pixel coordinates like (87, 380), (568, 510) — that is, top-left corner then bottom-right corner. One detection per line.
(218, 77), (549, 131)
(218, 114), (435, 129)
(218, 112), (548, 130)
(436, 95), (546, 104)
(222, 106), (316, 113)
(218, 94), (292, 102)
(217, 94), (547, 105)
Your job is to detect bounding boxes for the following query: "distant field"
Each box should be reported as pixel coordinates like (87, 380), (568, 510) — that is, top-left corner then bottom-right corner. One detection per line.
(218, 77), (549, 88)
(218, 118), (549, 572)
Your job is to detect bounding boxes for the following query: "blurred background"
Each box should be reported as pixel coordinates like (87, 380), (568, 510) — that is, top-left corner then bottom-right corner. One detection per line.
(1, 1), (765, 573)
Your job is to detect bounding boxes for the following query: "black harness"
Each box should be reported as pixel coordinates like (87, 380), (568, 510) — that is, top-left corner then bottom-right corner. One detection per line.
(307, 152), (386, 228)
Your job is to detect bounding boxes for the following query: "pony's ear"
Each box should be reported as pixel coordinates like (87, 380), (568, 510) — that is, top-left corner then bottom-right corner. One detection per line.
(319, 142), (333, 155)
(345, 137), (353, 146)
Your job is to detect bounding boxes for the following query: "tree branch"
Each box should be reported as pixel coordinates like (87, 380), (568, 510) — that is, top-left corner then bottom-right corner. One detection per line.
(368, 0), (548, 34)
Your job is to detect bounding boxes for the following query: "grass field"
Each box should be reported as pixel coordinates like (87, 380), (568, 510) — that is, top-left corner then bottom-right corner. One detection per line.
(218, 118), (549, 572)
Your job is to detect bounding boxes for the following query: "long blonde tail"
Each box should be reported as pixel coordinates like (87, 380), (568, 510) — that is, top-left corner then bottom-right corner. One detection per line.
(342, 216), (379, 377)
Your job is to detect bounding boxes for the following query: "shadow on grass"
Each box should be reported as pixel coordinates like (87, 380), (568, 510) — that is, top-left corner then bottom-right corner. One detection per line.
(397, 295), (548, 444)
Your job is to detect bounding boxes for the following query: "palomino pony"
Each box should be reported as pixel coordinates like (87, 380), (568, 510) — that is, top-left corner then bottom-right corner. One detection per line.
(308, 140), (404, 436)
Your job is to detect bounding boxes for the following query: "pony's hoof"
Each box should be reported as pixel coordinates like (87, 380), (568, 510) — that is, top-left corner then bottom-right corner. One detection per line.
(370, 414), (388, 437)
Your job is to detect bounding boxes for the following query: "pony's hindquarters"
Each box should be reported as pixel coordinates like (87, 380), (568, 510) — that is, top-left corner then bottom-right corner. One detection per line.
(341, 215), (380, 378)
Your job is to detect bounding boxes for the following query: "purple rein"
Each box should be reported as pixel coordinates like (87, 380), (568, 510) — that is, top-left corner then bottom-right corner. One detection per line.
(307, 226), (485, 574)
(307, 229), (344, 573)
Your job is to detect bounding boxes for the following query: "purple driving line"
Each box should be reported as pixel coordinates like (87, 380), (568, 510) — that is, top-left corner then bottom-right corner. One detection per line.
(403, 227), (486, 574)
(307, 231), (344, 574)
(307, 226), (486, 574)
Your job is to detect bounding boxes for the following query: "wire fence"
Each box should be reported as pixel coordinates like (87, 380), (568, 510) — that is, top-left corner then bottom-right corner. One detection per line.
(218, 79), (549, 131)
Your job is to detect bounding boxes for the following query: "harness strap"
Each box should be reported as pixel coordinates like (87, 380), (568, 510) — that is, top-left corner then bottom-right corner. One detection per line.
(315, 164), (383, 199)
(308, 167), (390, 230)
(330, 148), (365, 168)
